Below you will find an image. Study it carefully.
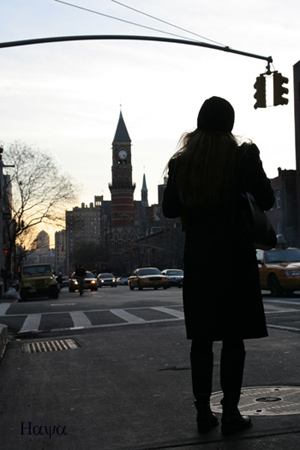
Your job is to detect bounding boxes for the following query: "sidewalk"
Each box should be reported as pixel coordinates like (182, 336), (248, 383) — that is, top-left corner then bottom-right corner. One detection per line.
(0, 318), (299, 449)
(0, 292), (17, 363)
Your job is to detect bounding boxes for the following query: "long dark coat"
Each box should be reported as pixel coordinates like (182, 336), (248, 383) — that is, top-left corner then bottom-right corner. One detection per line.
(162, 143), (275, 341)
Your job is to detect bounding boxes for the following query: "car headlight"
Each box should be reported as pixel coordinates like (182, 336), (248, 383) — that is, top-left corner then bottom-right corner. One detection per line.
(74, 280), (78, 285)
(91, 280), (96, 284)
(280, 270), (300, 277)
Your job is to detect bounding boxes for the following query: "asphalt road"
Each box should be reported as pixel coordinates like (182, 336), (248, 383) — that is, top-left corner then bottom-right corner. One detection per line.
(1, 288), (300, 449)
(1, 286), (300, 338)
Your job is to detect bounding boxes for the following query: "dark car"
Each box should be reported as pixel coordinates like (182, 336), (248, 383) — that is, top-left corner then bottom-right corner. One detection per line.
(61, 276), (69, 288)
(97, 273), (117, 288)
(161, 269), (184, 288)
(128, 267), (168, 290)
(69, 271), (98, 292)
(56, 275), (69, 289)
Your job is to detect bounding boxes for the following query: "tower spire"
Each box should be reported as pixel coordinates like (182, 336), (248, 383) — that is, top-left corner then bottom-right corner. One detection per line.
(113, 109), (131, 143)
(141, 173), (148, 207)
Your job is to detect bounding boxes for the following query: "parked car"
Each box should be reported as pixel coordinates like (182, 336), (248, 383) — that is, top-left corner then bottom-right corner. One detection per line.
(161, 269), (184, 288)
(97, 273), (117, 288)
(128, 267), (168, 290)
(256, 247), (300, 296)
(69, 271), (98, 292)
(19, 263), (59, 301)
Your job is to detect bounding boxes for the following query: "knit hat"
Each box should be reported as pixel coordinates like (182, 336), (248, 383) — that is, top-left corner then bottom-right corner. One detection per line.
(197, 96), (235, 132)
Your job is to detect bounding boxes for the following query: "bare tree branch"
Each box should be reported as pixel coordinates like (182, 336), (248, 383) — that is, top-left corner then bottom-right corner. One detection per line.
(3, 141), (80, 273)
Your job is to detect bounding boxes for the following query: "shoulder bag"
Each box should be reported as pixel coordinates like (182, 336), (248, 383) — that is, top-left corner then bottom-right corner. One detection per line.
(239, 191), (277, 250)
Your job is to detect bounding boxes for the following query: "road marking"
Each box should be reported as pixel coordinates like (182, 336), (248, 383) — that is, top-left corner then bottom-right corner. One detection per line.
(19, 314), (42, 333)
(110, 308), (146, 324)
(264, 299), (300, 306)
(152, 306), (184, 319)
(267, 324), (300, 332)
(0, 303), (12, 316)
(8, 303), (299, 335)
(69, 311), (92, 328)
(265, 305), (298, 314)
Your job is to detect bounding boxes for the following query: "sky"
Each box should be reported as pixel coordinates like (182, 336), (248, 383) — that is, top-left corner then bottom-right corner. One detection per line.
(1, 0), (299, 218)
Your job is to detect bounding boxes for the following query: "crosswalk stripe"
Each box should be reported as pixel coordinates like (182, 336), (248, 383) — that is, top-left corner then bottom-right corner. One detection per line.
(69, 311), (92, 328)
(264, 305), (297, 313)
(4, 302), (298, 335)
(152, 306), (184, 319)
(0, 303), (11, 316)
(110, 309), (146, 324)
(19, 314), (42, 333)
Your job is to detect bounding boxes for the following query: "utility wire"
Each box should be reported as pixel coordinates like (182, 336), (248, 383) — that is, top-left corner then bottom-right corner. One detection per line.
(111, 0), (227, 47)
(53, 0), (212, 43)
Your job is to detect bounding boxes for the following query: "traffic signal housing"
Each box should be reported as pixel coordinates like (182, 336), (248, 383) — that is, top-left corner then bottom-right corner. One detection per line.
(254, 74), (266, 109)
(273, 72), (289, 106)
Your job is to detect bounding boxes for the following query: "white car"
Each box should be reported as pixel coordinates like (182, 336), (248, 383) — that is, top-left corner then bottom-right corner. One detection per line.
(97, 273), (117, 288)
(161, 269), (184, 288)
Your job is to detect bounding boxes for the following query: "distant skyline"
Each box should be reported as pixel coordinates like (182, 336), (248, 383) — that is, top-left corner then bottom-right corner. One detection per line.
(1, 0), (299, 213)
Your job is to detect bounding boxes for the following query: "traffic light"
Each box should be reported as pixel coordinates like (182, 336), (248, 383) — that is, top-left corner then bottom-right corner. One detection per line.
(254, 75), (266, 109)
(273, 72), (289, 106)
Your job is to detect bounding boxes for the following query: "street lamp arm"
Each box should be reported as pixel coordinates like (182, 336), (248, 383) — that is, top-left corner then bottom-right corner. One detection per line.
(0, 35), (273, 64)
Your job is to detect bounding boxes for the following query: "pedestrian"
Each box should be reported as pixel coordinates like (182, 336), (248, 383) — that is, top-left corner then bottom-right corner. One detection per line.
(162, 97), (275, 435)
(57, 272), (63, 290)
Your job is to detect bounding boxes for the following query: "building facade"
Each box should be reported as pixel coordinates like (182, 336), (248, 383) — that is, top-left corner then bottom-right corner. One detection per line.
(65, 198), (101, 273)
(54, 230), (66, 274)
(266, 168), (298, 246)
(64, 111), (183, 275)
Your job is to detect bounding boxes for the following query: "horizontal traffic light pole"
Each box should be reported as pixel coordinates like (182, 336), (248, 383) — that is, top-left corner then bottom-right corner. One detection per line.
(0, 34), (273, 64)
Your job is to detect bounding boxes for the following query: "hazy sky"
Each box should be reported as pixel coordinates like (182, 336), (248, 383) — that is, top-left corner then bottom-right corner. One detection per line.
(1, 0), (299, 211)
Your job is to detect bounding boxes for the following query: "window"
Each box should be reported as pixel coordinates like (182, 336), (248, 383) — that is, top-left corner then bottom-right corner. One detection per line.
(275, 190), (281, 209)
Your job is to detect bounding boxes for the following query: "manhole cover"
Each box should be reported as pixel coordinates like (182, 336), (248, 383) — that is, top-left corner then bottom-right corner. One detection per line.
(21, 339), (80, 353)
(211, 386), (300, 416)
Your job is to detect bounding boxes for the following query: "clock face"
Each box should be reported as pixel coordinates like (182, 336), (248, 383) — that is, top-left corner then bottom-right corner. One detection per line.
(118, 150), (127, 160)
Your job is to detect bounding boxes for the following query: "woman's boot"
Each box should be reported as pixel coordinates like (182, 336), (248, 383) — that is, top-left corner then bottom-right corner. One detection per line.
(190, 350), (219, 433)
(220, 349), (252, 435)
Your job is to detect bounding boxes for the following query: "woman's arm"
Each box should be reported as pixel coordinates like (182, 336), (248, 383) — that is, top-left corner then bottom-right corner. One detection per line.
(162, 158), (182, 218)
(242, 144), (275, 211)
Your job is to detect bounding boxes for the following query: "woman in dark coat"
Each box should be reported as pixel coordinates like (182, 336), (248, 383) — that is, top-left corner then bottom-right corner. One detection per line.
(162, 97), (275, 435)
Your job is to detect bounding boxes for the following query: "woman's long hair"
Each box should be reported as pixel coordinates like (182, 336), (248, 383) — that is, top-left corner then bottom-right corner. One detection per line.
(169, 129), (241, 209)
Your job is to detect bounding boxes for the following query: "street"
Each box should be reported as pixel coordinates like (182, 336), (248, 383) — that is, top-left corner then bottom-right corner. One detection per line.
(0, 287), (300, 449)
(1, 287), (300, 337)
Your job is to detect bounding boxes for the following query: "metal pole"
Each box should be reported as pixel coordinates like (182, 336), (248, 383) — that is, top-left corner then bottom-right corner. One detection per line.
(0, 35), (273, 64)
(0, 143), (3, 296)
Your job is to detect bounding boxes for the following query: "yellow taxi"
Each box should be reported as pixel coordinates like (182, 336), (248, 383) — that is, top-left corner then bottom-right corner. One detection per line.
(128, 267), (168, 290)
(256, 248), (300, 296)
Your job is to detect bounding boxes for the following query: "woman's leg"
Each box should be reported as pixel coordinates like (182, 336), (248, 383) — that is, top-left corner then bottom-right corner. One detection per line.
(220, 339), (252, 434)
(190, 338), (219, 432)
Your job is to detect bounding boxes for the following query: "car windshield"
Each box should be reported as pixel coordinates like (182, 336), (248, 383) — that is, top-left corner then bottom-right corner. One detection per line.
(23, 265), (52, 275)
(166, 270), (183, 276)
(138, 268), (161, 276)
(100, 273), (114, 278)
(86, 272), (95, 278)
(264, 249), (300, 264)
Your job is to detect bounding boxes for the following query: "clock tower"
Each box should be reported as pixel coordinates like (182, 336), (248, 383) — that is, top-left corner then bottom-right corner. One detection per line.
(109, 111), (136, 251)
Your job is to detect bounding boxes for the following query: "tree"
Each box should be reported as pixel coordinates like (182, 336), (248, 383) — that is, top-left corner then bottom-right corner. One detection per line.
(2, 141), (79, 274)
